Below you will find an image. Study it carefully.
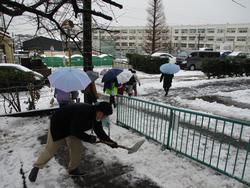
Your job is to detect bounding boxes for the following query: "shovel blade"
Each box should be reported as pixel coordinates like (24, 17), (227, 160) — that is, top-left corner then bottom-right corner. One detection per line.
(128, 140), (145, 154)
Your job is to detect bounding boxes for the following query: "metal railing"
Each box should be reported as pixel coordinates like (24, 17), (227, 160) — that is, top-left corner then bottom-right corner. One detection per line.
(116, 95), (250, 186)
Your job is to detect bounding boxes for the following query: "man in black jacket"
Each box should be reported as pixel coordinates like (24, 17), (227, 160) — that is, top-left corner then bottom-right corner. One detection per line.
(160, 73), (174, 96)
(29, 102), (117, 182)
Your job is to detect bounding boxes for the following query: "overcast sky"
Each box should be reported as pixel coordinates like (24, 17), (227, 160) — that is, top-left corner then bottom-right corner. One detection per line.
(6, 0), (250, 35)
(108, 0), (250, 26)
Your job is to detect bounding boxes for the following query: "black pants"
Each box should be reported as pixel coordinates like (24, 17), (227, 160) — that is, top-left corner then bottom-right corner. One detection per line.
(164, 87), (170, 96)
(109, 95), (116, 108)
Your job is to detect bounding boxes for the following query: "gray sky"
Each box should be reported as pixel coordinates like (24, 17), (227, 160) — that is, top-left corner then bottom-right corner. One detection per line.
(6, 0), (250, 35)
(108, 0), (250, 26)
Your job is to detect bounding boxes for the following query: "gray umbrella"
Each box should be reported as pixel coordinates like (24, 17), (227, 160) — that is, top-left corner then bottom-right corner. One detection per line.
(86, 71), (99, 82)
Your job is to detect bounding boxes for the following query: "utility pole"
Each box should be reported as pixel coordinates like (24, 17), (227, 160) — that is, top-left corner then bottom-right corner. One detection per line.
(83, 0), (93, 71)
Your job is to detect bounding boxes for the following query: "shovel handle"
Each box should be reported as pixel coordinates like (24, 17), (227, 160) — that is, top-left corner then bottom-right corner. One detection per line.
(97, 140), (129, 150)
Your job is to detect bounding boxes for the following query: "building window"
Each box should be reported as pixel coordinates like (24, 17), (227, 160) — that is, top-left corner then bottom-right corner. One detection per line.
(129, 42), (135, 46)
(174, 36), (179, 40)
(188, 43), (195, 48)
(181, 43), (187, 47)
(207, 37), (214, 41)
(189, 29), (196, 33)
(198, 29), (205, 33)
(226, 37), (235, 41)
(181, 29), (188, 34)
(189, 36), (196, 41)
(227, 28), (236, 33)
(121, 36), (128, 40)
(115, 42), (120, 46)
(161, 36), (168, 40)
(129, 30), (136, 34)
(237, 37), (246, 41)
(174, 29), (179, 34)
(162, 29), (168, 33)
(238, 28), (248, 33)
(217, 29), (224, 33)
(207, 28), (215, 33)
(121, 30), (128, 33)
(199, 36), (205, 41)
(129, 36), (136, 40)
(181, 36), (187, 40)
(137, 30), (144, 34)
(121, 42), (128, 46)
(93, 36), (98, 40)
(216, 37), (223, 41)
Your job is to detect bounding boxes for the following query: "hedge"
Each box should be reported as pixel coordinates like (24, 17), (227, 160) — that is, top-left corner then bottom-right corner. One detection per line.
(201, 58), (250, 79)
(126, 53), (169, 74)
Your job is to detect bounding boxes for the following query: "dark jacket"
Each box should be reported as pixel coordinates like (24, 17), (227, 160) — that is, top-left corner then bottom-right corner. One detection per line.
(160, 74), (174, 88)
(50, 103), (112, 143)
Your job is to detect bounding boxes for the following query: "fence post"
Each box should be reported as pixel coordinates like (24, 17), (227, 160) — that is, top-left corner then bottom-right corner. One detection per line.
(165, 109), (173, 150)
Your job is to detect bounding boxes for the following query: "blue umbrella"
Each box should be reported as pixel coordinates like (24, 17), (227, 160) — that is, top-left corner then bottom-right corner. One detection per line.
(102, 68), (123, 82)
(160, 63), (180, 74)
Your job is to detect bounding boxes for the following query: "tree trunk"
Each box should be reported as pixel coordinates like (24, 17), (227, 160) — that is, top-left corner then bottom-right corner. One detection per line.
(83, 0), (93, 71)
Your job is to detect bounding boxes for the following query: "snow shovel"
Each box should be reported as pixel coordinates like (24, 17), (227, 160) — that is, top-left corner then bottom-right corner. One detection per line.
(98, 140), (145, 154)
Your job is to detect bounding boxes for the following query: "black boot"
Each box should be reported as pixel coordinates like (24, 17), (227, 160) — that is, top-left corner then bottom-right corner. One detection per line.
(28, 167), (39, 182)
(69, 168), (85, 176)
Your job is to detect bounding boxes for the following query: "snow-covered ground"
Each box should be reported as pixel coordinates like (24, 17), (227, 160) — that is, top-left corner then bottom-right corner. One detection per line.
(0, 66), (249, 187)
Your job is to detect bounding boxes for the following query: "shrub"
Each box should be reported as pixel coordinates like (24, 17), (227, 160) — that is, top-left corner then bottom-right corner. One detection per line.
(126, 53), (168, 74)
(201, 58), (250, 78)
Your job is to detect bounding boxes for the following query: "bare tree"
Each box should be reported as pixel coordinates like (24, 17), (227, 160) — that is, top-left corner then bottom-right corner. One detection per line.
(0, 0), (122, 61)
(0, 0), (123, 114)
(143, 0), (170, 54)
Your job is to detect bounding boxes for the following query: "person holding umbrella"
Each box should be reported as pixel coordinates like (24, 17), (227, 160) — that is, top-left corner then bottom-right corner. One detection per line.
(103, 78), (119, 108)
(159, 63), (180, 96)
(102, 68), (123, 108)
(54, 88), (71, 108)
(28, 101), (118, 182)
(160, 73), (174, 96)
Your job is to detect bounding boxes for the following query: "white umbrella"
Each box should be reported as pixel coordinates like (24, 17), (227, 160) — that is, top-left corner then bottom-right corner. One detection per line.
(48, 67), (91, 92)
(117, 70), (133, 84)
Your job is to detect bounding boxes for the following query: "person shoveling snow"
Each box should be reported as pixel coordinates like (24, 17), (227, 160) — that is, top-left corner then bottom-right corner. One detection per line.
(28, 102), (119, 182)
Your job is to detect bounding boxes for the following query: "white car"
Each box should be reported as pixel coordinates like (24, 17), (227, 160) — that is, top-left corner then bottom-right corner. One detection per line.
(151, 52), (176, 64)
(228, 51), (247, 58)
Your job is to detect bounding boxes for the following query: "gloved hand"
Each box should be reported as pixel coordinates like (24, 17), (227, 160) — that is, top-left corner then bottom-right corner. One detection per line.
(107, 141), (118, 148)
(89, 135), (96, 144)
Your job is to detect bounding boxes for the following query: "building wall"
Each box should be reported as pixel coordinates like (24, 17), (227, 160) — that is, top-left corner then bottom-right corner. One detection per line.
(92, 23), (250, 56)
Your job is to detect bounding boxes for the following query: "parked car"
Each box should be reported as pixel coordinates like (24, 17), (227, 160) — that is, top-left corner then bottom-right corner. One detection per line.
(227, 51), (248, 59)
(151, 52), (177, 64)
(220, 50), (232, 58)
(0, 63), (45, 91)
(182, 51), (220, 70)
(176, 51), (190, 66)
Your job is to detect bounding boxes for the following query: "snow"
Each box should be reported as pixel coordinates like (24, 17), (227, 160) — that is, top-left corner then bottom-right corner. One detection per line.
(0, 66), (249, 187)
